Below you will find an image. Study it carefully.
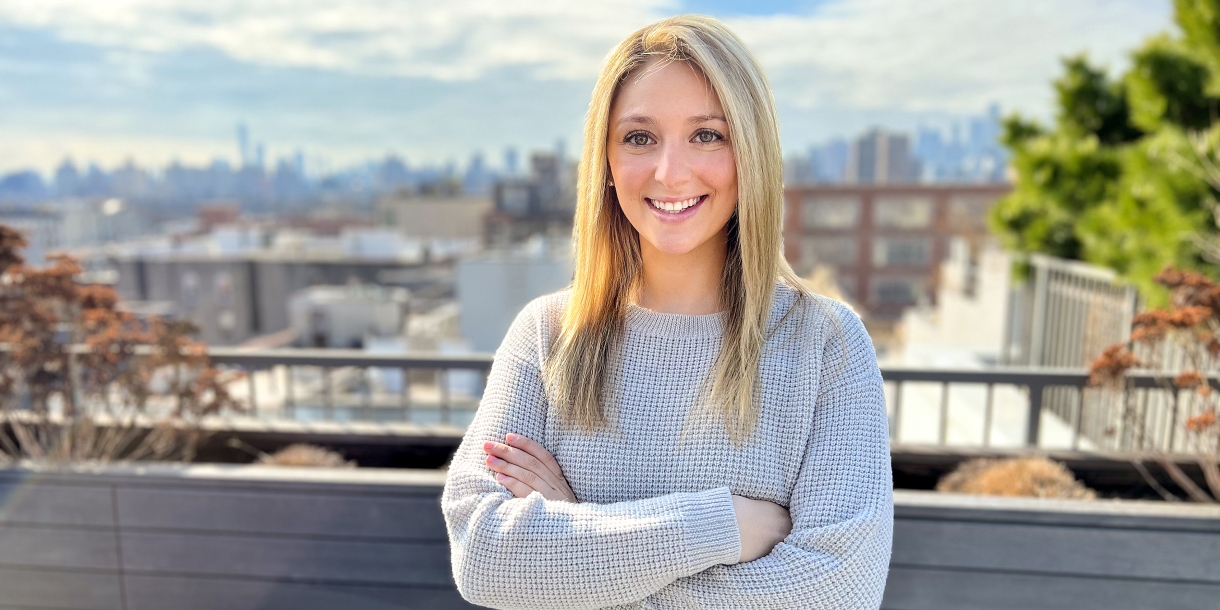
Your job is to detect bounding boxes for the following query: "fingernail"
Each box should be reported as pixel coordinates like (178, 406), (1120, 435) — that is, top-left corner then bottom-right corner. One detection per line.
(496, 473), (508, 482)
(483, 441), (494, 451)
(487, 456), (503, 465)
(506, 433), (517, 443)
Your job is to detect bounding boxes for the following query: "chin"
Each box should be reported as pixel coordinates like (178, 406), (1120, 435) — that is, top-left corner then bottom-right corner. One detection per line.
(647, 236), (702, 256)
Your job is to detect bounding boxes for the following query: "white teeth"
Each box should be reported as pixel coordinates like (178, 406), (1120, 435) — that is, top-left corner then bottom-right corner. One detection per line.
(648, 196), (702, 213)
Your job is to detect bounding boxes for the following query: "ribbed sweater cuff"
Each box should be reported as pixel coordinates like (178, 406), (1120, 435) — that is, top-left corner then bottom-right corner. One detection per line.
(678, 486), (741, 569)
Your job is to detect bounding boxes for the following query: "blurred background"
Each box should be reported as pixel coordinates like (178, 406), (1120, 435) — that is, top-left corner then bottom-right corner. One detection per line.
(0, 0), (1172, 358)
(5, 2), (1220, 609)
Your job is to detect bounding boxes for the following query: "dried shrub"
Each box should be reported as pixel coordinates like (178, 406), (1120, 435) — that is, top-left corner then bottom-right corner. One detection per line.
(936, 456), (1097, 500)
(1088, 265), (1220, 501)
(1174, 371), (1205, 389)
(0, 224), (244, 463)
(1187, 410), (1218, 433)
(1089, 345), (1141, 386)
(256, 444), (354, 468)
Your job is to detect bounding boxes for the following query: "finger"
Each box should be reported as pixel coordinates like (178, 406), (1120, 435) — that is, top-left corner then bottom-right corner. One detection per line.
(484, 441), (554, 482)
(504, 434), (564, 479)
(486, 455), (552, 495)
(493, 472), (533, 498)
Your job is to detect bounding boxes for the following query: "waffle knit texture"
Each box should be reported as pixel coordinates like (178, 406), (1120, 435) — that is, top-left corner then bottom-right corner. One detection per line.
(442, 282), (893, 609)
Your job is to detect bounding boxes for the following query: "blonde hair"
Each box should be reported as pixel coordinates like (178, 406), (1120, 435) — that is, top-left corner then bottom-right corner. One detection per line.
(545, 15), (809, 441)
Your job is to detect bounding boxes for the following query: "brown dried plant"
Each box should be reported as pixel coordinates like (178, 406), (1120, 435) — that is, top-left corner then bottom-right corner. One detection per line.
(937, 457), (1096, 500)
(256, 443), (355, 468)
(0, 224), (244, 463)
(1089, 267), (1220, 502)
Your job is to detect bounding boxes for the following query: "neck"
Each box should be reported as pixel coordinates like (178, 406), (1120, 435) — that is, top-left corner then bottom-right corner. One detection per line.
(634, 228), (727, 315)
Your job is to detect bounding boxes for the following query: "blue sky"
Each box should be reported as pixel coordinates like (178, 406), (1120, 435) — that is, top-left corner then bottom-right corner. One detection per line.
(0, 0), (1172, 174)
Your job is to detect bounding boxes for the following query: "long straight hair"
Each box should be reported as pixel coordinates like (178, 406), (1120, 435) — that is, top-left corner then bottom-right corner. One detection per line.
(545, 15), (808, 441)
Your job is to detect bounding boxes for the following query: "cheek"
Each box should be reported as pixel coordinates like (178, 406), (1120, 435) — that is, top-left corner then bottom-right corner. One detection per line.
(696, 151), (737, 194)
(610, 154), (653, 193)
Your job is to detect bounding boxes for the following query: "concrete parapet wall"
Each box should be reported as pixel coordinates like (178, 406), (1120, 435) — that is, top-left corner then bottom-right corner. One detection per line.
(0, 464), (468, 610)
(1, 464), (1217, 610)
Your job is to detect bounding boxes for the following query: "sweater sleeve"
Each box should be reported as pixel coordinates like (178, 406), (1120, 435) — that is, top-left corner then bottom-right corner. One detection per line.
(641, 304), (894, 609)
(441, 299), (743, 610)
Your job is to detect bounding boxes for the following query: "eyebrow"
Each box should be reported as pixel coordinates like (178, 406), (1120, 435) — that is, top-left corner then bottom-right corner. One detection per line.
(616, 115), (656, 127)
(614, 113), (727, 127)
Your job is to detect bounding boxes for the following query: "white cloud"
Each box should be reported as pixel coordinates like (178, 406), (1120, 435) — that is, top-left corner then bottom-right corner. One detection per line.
(0, 0), (673, 80)
(0, 0), (1170, 114)
(735, 0), (1170, 114)
(0, 0), (1174, 171)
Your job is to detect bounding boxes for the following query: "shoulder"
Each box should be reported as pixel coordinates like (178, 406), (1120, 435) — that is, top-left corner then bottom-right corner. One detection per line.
(497, 288), (571, 362)
(514, 288), (571, 330)
(768, 281), (867, 352)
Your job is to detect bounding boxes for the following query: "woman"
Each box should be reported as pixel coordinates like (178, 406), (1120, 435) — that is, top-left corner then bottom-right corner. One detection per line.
(442, 15), (892, 609)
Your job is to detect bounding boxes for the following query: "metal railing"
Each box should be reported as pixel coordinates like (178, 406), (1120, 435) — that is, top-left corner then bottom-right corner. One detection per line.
(208, 348), (494, 426)
(881, 367), (1206, 452)
(207, 348), (1208, 453)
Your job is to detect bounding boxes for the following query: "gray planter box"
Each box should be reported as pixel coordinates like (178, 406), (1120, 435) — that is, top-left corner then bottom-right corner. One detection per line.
(0, 464), (1217, 609)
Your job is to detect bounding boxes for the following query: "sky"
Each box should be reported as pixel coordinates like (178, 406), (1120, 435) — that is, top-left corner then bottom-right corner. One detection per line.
(0, 0), (1174, 175)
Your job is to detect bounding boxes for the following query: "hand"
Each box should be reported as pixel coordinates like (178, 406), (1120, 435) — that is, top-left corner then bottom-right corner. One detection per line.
(482, 433), (576, 502)
(731, 495), (792, 562)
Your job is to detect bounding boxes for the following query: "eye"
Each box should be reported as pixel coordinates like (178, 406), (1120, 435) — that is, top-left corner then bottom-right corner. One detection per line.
(624, 131), (654, 147)
(693, 129), (724, 144)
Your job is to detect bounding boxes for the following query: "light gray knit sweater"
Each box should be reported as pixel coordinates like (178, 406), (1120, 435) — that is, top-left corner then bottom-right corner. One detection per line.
(442, 282), (893, 609)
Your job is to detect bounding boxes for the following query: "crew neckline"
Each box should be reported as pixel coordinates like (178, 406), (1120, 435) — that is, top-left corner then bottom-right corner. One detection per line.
(624, 302), (727, 339)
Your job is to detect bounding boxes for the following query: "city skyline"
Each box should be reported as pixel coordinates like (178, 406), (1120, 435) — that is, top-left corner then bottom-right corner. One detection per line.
(0, 110), (1010, 210)
(0, 0), (1171, 173)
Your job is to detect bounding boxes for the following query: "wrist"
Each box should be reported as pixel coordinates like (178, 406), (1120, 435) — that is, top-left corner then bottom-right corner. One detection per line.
(679, 487), (742, 568)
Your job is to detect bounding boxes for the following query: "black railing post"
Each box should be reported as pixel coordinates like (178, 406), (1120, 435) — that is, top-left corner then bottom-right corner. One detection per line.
(363, 366), (373, 420)
(439, 369), (450, 425)
(323, 367), (334, 421)
(891, 381), (903, 443)
(401, 368), (411, 422)
(1026, 383), (1045, 446)
(247, 367), (257, 415)
(285, 365), (295, 416)
(983, 383), (995, 447)
(938, 382), (951, 445)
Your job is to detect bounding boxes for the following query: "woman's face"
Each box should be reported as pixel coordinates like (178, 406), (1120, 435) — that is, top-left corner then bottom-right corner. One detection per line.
(608, 60), (738, 258)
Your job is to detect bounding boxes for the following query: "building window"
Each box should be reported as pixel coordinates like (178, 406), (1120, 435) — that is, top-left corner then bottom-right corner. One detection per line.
(871, 277), (924, 306)
(801, 196), (861, 230)
(873, 238), (931, 268)
(874, 196), (933, 229)
(214, 271), (234, 307)
(218, 309), (237, 337)
(181, 271), (200, 308)
(499, 184), (531, 214)
(947, 194), (995, 231)
(801, 236), (859, 266)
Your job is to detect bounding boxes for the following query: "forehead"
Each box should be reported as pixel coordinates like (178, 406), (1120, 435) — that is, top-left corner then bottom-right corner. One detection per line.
(610, 59), (724, 119)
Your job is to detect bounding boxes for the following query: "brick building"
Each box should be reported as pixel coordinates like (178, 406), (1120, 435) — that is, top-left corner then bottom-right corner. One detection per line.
(783, 184), (1011, 320)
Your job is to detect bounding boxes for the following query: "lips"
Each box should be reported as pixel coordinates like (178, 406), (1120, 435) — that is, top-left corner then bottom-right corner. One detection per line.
(646, 195), (707, 214)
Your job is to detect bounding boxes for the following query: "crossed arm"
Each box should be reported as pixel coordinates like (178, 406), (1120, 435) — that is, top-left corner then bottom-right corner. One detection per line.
(441, 307), (892, 609)
(483, 433), (793, 564)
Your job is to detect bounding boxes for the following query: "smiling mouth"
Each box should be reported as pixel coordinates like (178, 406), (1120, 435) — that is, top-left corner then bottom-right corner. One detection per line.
(646, 195), (707, 214)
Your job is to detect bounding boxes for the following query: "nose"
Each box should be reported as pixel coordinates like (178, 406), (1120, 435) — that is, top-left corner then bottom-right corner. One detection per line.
(653, 140), (693, 190)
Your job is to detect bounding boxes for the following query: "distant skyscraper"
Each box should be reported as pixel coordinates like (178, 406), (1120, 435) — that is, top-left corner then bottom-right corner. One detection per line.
(255, 143), (265, 171)
(814, 139), (849, 183)
(54, 158), (81, 197)
(464, 151), (494, 195)
(504, 147), (519, 177)
(909, 104), (1008, 183)
(845, 129), (920, 185)
(236, 123), (250, 167)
